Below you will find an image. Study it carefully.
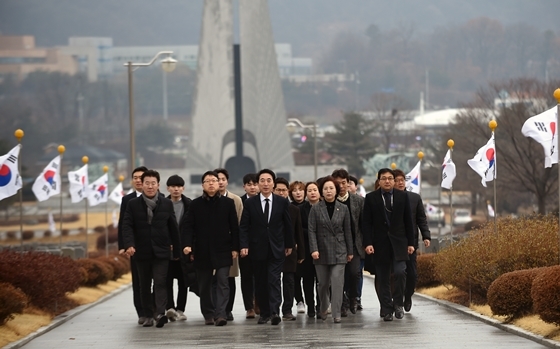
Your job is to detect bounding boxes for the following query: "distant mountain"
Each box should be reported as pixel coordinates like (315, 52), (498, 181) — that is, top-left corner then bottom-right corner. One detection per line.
(0, 0), (558, 58)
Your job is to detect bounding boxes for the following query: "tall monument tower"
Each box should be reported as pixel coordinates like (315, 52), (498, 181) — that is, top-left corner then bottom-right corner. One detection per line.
(187, 0), (294, 185)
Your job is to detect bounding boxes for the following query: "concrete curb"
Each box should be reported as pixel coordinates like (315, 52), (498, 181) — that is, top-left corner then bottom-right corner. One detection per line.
(415, 291), (560, 349)
(4, 282), (132, 349)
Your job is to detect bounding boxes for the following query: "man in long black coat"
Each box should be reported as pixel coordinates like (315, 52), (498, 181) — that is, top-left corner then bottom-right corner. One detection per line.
(362, 168), (414, 322)
(182, 171), (240, 326)
(122, 169), (181, 328)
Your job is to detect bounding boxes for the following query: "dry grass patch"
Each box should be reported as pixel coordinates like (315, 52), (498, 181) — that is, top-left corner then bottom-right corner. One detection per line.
(0, 273), (131, 347)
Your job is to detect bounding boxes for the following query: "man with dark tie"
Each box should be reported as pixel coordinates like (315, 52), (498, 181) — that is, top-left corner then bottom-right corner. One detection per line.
(240, 169), (294, 325)
(362, 168), (414, 321)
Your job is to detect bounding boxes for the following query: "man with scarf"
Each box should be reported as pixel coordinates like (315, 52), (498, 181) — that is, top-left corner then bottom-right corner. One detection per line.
(182, 171), (240, 326)
(331, 169), (365, 317)
(122, 169), (181, 328)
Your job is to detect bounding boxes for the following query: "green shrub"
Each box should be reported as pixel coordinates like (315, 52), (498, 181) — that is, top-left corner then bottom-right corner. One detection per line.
(0, 282), (27, 324)
(76, 259), (114, 286)
(434, 214), (558, 304)
(416, 253), (440, 288)
(532, 265), (560, 326)
(487, 268), (544, 320)
(0, 251), (82, 313)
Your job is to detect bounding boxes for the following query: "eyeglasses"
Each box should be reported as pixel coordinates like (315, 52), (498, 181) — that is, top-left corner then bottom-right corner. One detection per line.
(274, 188), (288, 193)
(379, 177), (394, 181)
(394, 179), (405, 183)
(203, 179), (218, 184)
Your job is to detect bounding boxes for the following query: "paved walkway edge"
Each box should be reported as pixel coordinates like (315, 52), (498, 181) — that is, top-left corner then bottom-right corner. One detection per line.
(414, 291), (560, 348)
(3, 283), (132, 349)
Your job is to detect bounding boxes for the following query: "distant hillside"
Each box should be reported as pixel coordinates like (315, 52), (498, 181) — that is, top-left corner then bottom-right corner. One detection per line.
(0, 0), (558, 58)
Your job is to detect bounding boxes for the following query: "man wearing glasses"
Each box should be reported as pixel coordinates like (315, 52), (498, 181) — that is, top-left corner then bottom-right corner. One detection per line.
(362, 168), (414, 322)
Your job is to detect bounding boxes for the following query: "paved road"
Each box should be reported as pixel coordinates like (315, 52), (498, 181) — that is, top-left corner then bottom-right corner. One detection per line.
(14, 276), (552, 349)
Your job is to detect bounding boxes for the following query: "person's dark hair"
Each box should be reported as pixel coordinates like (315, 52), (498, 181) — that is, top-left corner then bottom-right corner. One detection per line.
(131, 166), (148, 178)
(201, 171), (219, 183)
(393, 169), (406, 180)
(166, 174), (185, 187)
(289, 181), (306, 201)
(331, 168), (349, 180)
(258, 168), (276, 182)
(214, 168), (229, 180)
(318, 175), (341, 197)
(243, 173), (257, 185)
(377, 168), (395, 179)
(141, 169), (160, 183)
(374, 179), (380, 190)
(348, 175), (358, 186)
(274, 177), (289, 189)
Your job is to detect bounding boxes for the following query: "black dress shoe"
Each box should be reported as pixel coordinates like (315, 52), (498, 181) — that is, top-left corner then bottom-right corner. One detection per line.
(257, 316), (270, 324)
(138, 316), (147, 325)
(215, 317), (227, 326)
(349, 298), (357, 314)
(394, 306), (404, 319)
(404, 298), (412, 312)
(227, 312), (234, 321)
(155, 314), (168, 328)
(341, 307), (348, 317)
(142, 317), (154, 327)
(271, 314), (281, 325)
(379, 312), (386, 318)
(383, 313), (393, 322)
(357, 297), (363, 311)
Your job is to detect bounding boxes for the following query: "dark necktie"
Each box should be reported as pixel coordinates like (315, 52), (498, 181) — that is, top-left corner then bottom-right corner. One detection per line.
(383, 192), (392, 224)
(264, 198), (270, 223)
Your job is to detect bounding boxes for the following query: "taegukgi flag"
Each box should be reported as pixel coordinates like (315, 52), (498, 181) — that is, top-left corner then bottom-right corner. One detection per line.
(88, 173), (108, 207)
(467, 134), (496, 187)
(68, 164), (89, 203)
(109, 181), (124, 205)
(405, 160), (421, 194)
(32, 155), (61, 202)
(0, 145), (22, 201)
(521, 106), (558, 168)
(441, 150), (456, 190)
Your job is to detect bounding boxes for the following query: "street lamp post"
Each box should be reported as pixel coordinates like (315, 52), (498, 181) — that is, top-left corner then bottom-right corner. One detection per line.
(287, 118), (318, 180)
(125, 51), (177, 174)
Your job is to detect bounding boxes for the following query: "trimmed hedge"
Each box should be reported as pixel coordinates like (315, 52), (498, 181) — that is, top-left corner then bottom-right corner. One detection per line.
(76, 259), (114, 286)
(0, 251), (82, 312)
(0, 282), (27, 324)
(487, 268), (544, 320)
(434, 214), (558, 304)
(96, 256), (128, 280)
(532, 265), (560, 326)
(416, 253), (440, 288)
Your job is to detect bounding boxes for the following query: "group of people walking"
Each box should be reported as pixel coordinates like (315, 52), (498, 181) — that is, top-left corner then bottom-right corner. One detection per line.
(117, 165), (431, 328)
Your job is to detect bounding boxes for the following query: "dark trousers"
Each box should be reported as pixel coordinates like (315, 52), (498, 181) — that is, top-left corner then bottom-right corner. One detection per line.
(239, 255), (255, 311)
(136, 257), (169, 317)
(343, 246), (362, 300)
(198, 266), (229, 320)
(405, 251), (418, 300)
(375, 259), (407, 315)
(130, 256), (145, 318)
(253, 255), (284, 318)
(295, 257), (319, 315)
(357, 259), (364, 298)
(281, 272), (295, 315)
(166, 259), (187, 312)
(212, 276), (236, 314)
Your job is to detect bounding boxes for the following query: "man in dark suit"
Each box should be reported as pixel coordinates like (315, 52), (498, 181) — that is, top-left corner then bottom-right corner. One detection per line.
(239, 169), (294, 325)
(117, 165), (148, 325)
(393, 169), (431, 313)
(182, 171), (239, 326)
(362, 168), (414, 322)
(239, 173), (258, 319)
(122, 169), (181, 328)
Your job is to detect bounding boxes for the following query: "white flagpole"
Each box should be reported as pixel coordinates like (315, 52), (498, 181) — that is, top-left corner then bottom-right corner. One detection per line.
(103, 166), (109, 257)
(554, 88), (560, 265)
(417, 151), (424, 195)
(14, 130), (24, 250)
(489, 121), (498, 234)
(82, 156), (89, 258)
(447, 139), (455, 241)
(58, 145), (66, 250)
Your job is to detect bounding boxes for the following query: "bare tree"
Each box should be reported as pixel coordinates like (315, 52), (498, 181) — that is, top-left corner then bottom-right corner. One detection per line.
(367, 92), (413, 154)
